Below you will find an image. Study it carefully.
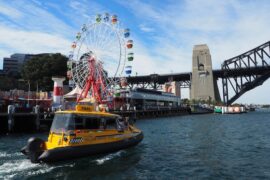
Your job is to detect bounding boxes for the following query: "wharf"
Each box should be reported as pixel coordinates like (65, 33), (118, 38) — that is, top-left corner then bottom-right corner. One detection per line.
(0, 107), (191, 134)
(190, 104), (214, 114)
(112, 107), (191, 119)
(0, 112), (53, 134)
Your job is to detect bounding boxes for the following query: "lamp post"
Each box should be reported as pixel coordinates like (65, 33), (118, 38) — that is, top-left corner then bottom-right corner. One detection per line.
(36, 82), (38, 106)
(27, 80), (30, 108)
(18, 79), (30, 107)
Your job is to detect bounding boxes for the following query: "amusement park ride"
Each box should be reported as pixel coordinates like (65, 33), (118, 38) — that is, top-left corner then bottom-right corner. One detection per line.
(67, 13), (134, 107)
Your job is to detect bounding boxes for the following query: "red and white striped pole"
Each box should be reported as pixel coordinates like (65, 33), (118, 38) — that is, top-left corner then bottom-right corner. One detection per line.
(52, 77), (65, 105)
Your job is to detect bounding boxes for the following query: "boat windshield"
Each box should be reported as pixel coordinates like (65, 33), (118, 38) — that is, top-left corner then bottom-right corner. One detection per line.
(50, 113), (74, 133)
(51, 113), (122, 132)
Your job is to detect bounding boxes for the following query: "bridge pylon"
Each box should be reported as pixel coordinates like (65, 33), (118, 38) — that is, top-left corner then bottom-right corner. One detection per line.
(190, 44), (220, 102)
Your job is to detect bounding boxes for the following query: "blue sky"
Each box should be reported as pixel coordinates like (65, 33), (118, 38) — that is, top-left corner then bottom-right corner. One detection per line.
(0, 0), (270, 103)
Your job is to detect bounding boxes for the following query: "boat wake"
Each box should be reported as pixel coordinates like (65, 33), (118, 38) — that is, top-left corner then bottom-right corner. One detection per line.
(0, 155), (75, 179)
(26, 163), (74, 176)
(94, 150), (126, 165)
(0, 159), (42, 179)
(0, 152), (22, 158)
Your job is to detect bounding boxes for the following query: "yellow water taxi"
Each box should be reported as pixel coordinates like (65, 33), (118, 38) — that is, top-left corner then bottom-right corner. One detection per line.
(21, 104), (143, 163)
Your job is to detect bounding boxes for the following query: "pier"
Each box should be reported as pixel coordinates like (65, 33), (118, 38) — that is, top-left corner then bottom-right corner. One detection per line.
(0, 111), (53, 134)
(0, 107), (192, 134)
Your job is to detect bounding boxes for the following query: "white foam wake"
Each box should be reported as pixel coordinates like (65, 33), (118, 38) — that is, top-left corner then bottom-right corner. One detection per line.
(94, 150), (125, 165)
(0, 152), (22, 158)
(0, 159), (75, 179)
(0, 159), (42, 178)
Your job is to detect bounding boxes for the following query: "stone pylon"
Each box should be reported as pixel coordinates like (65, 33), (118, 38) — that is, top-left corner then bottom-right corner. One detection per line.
(190, 44), (220, 102)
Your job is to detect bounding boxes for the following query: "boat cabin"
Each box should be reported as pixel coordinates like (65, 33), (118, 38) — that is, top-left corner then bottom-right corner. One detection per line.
(50, 106), (129, 134)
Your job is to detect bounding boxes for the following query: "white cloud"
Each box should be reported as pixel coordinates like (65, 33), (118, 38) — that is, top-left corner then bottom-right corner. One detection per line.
(0, 1), (75, 38)
(116, 0), (270, 103)
(117, 0), (270, 65)
(0, 3), (22, 19)
(31, 0), (43, 6)
(0, 0), (123, 72)
(139, 24), (155, 32)
(68, 0), (106, 25)
(0, 25), (71, 63)
(130, 38), (161, 75)
(0, 0), (77, 69)
(117, 0), (163, 21)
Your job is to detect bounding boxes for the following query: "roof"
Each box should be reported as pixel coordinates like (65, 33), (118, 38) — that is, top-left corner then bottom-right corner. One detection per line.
(64, 86), (84, 98)
(56, 110), (120, 118)
(56, 104), (120, 118)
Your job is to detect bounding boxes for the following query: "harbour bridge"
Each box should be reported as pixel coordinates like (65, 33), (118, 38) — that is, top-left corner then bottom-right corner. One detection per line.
(126, 41), (270, 105)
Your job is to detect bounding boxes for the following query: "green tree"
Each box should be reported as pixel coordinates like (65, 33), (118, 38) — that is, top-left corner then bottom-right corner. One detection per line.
(182, 98), (190, 105)
(21, 53), (68, 91)
(0, 76), (18, 90)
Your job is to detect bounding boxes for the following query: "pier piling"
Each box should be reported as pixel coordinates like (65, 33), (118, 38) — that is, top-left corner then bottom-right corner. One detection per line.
(34, 105), (40, 131)
(7, 105), (15, 132)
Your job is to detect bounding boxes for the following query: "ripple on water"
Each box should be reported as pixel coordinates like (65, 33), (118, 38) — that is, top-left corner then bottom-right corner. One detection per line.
(1, 112), (270, 179)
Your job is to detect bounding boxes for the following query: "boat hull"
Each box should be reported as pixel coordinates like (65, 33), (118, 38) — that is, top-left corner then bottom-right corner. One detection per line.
(38, 132), (143, 163)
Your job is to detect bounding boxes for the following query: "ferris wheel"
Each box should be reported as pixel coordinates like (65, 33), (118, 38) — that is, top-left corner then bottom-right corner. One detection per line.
(67, 13), (134, 103)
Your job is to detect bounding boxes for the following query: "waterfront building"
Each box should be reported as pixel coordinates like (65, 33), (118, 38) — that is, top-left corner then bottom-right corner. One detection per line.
(3, 56), (19, 76)
(2, 54), (32, 76)
(1, 53), (51, 76)
(114, 88), (181, 110)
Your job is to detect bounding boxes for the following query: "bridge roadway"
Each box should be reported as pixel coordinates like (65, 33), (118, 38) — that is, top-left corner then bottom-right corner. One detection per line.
(126, 66), (270, 84)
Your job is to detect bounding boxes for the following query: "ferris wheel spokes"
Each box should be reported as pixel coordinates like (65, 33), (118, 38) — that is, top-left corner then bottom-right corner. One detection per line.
(68, 13), (134, 105)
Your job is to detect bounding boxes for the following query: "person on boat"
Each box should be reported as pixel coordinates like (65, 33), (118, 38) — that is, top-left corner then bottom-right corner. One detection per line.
(100, 118), (106, 130)
(124, 117), (129, 129)
(116, 118), (125, 132)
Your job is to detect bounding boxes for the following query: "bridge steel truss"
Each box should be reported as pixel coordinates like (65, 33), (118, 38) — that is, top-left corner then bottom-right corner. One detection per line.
(126, 73), (191, 90)
(221, 41), (270, 105)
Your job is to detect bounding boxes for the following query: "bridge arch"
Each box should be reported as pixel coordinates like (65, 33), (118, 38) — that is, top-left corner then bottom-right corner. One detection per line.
(221, 41), (270, 105)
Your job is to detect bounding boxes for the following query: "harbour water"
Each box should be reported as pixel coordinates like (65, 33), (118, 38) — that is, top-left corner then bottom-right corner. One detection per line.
(1, 109), (270, 179)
